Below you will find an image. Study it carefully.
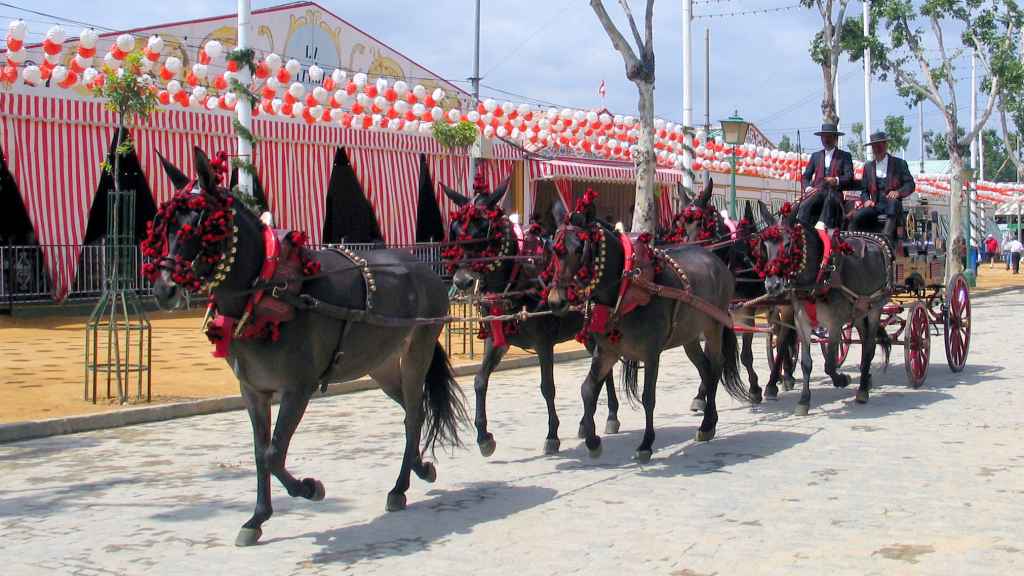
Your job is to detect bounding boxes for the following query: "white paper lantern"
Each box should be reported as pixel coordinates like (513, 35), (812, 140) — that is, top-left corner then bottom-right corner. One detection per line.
(166, 79), (182, 94)
(448, 109), (461, 122)
(292, 102), (305, 118)
(331, 69), (346, 86)
(431, 88), (444, 102)
(8, 20), (27, 41)
(288, 82), (305, 99)
(431, 106), (443, 121)
(115, 34), (133, 53)
(204, 40), (223, 60)
(413, 84), (427, 100)
(308, 64), (323, 82)
(393, 80), (408, 96)
(330, 108), (344, 122)
(264, 53), (282, 72)
(22, 65), (41, 85)
(284, 59), (301, 77)
(193, 86), (207, 100)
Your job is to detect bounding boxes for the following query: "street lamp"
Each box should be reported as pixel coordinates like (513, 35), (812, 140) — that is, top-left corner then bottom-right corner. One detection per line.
(720, 111), (750, 219)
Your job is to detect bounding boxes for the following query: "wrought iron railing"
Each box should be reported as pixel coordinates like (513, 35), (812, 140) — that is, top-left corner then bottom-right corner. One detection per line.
(0, 241), (450, 305)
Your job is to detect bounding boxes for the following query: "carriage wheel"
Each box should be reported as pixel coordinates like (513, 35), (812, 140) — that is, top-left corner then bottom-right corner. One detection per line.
(904, 302), (931, 388)
(819, 322), (854, 368)
(943, 272), (971, 372)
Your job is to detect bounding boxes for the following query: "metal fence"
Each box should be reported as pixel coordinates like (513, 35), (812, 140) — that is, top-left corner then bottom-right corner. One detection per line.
(0, 241), (449, 306)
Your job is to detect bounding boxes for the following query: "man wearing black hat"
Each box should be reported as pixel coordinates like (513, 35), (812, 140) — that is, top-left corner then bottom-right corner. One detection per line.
(798, 123), (854, 234)
(850, 131), (915, 241)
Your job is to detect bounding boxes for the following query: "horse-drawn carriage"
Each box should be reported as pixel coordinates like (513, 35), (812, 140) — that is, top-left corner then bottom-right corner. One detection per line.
(762, 201), (971, 390)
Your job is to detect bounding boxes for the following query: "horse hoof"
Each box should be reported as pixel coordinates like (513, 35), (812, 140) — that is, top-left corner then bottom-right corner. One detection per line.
(543, 438), (561, 455)
(418, 461), (437, 483)
(765, 388), (779, 401)
(855, 390), (869, 404)
(795, 404), (810, 416)
(586, 437), (603, 459)
(833, 374), (851, 389)
(385, 492), (407, 512)
(634, 449), (652, 464)
(478, 436), (497, 458)
(690, 398), (707, 413)
(750, 393), (763, 405)
(604, 419), (621, 435)
(783, 379), (796, 392)
(302, 478), (326, 501)
(235, 527), (262, 547)
(695, 428), (716, 442)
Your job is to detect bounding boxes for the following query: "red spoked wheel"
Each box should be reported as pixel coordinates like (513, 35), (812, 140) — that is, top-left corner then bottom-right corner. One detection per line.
(944, 272), (970, 372)
(819, 322), (854, 368)
(904, 302), (931, 388)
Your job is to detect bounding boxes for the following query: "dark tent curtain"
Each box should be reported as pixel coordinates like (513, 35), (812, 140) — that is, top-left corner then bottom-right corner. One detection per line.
(0, 143), (35, 245)
(84, 128), (158, 245)
(415, 153), (445, 242)
(321, 147), (383, 244)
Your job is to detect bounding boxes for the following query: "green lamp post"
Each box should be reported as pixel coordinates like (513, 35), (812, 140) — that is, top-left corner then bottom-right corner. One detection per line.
(720, 111), (750, 220)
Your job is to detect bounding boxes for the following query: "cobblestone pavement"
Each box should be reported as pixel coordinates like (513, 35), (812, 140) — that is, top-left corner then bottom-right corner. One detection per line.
(2, 291), (1022, 575)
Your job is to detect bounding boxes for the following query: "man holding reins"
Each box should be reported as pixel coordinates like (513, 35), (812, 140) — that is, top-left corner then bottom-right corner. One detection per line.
(798, 123), (855, 234)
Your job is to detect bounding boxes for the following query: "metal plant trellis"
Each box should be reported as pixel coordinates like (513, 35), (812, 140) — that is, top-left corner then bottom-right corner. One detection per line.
(84, 184), (151, 404)
(84, 51), (157, 404)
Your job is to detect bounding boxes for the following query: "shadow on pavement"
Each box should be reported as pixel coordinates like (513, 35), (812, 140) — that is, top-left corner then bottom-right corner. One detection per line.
(279, 481), (556, 565)
(637, 429), (812, 478)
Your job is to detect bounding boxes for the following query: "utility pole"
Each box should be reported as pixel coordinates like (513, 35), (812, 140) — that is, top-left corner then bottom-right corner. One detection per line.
(863, 0), (871, 159)
(919, 100), (925, 173)
(682, 0), (693, 194)
(835, 60), (842, 148)
(703, 28), (710, 133)
(469, 0), (481, 189)
(967, 49), (978, 285)
(236, 0), (253, 196)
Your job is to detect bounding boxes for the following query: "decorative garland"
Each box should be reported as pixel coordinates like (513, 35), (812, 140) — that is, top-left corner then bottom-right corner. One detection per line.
(664, 204), (718, 244)
(432, 120), (478, 149)
(752, 223), (806, 280)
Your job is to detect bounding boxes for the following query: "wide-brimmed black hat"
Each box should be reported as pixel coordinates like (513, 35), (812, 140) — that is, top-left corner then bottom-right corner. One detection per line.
(865, 131), (890, 146)
(814, 123), (844, 136)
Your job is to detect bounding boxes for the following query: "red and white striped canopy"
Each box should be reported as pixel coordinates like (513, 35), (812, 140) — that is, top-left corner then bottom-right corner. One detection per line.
(531, 158), (686, 186)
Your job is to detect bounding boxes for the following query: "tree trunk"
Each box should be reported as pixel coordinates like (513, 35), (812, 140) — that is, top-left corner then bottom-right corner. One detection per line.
(821, 60), (838, 125)
(946, 130), (965, 283)
(632, 82), (657, 234)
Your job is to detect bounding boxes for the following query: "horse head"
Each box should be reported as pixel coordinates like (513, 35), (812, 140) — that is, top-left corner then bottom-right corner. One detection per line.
(546, 188), (614, 316)
(143, 147), (239, 310)
(752, 202), (805, 296)
(667, 171), (721, 243)
(441, 177), (512, 292)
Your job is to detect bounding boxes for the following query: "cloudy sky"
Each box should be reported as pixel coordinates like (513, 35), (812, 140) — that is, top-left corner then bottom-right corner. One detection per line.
(5, 0), (990, 158)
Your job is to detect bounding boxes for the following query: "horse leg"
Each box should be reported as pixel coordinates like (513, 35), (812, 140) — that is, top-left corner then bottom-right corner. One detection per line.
(264, 386), (323, 502)
(603, 371), (621, 434)
(856, 311), (880, 404)
(580, 350), (619, 459)
(236, 386), (272, 547)
(634, 353), (661, 463)
(683, 340), (716, 441)
(700, 327), (728, 441)
(741, 311), (761, 403)
(793, 305), (815, 416)
(537, 340), (561, 455)
(474, 338), (507, 457)
(824, 319), (851, 390)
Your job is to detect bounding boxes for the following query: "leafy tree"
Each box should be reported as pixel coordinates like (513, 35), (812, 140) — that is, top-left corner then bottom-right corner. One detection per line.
(882, 114), (911, 153)
(590, 0), (658, 233)
(924, 128), (968, 160)
(866, 0), (1024, 279)
(802, 0), (858, 124)
(849, 122), (866, 161)
(777, 134), (795, 152)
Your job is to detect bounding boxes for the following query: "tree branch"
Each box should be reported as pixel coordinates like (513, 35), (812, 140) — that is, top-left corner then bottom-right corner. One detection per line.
(591, 0), (641, 71)
(931, 15), (958, 110)
(617, 0), (645, 53)
(997, 97), (1024, 173)
(644, 0), (654, 55)
(962, 76), (1000, 148)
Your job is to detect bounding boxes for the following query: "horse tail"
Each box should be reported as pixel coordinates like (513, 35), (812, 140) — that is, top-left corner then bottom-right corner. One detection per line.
(422, 343), (468, 455)
(876, 325), (892, 372)
(720, 326), (752, 403)
(620, 359), (641, 406)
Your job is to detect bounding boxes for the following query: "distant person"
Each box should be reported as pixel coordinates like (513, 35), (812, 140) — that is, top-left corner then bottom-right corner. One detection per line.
(985, 234), (999, 269)
(1003, 233), (1013, 270)
(1008, 237), (1024, 274)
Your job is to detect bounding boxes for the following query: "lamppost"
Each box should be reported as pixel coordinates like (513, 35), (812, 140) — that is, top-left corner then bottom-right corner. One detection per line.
(720, 111), (750, 219)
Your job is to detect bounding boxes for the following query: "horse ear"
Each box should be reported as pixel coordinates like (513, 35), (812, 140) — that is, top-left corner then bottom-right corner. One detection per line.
(758, 201), (777, 226)
(443, 184), (470, 207)
(551, 195), (568, 225)
(486, 176), (510, 209)
(677, 181), (693, 208)
(742, 201), (755, 223)
(192, 147), (217, 195)
(158, 151), (190, 190)
(697, 171), (714, 206)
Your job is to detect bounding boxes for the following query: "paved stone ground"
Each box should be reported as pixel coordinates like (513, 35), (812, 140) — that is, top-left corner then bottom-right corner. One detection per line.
(2, 291), (1022, 576)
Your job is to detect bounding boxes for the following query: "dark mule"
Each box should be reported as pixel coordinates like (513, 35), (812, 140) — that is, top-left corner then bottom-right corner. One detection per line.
(442, 182), (619, 456)
(149, 148), (466, 546)
(666, 174), (796, 406)
(756, 206), (892, 415)
(547, 193), (750, 462)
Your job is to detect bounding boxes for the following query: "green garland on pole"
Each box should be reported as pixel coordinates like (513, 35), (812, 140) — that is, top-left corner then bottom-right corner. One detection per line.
(432, 121), (479, 149)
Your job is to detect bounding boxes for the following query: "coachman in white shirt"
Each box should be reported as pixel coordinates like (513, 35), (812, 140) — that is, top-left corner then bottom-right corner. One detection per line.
(850, 131), (916, 241)
(798, 123), (855, 234)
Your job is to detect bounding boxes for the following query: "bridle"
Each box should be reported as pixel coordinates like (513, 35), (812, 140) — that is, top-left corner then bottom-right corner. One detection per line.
(142, 180), (238, 293)
(549, 221), (608, 305)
